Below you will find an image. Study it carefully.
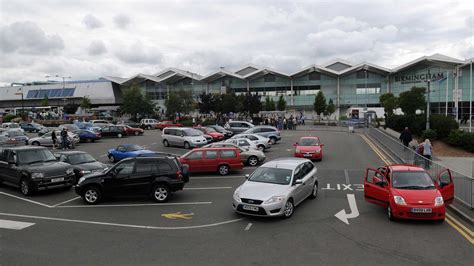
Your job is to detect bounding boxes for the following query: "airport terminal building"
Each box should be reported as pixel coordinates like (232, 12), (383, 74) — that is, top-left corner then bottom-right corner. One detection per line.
(0, 53), (472, 118)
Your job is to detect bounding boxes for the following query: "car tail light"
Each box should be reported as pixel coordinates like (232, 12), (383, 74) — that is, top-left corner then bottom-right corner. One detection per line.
(176, 171), (183, 180)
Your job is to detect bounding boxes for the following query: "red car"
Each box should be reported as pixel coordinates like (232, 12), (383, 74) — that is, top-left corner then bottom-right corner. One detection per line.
(122, 125), (144, 136)
(364, 165), (454, 221)
(179, 147), (243, 175)
(157, 121), (183, 130)
(293, 137), (324, 161)
(193, 126), (225, 142)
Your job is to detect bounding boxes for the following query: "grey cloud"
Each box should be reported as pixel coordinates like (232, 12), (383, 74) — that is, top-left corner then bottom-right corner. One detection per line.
(115, 42), (162, 64)
(113, 14), (131, 29)
(82, 14), (103, 29)
(88, 40), (107, 55)
(0, 21), (64, 54)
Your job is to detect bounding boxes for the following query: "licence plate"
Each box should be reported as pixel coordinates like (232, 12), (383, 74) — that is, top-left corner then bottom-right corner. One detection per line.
(242, 205), (259, 212)
(304, 154), (312, 157)
(50, 177), (64, 183)
(411, 208), (432, 213)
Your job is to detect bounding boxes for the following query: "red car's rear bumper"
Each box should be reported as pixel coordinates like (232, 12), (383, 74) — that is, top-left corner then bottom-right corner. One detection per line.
(391, 204), (445, 220)
(294, 152), (322, 160)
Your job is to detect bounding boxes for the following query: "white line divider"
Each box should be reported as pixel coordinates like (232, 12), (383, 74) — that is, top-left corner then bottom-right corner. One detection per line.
(99, 154), (108, 158)
(52, 197), (81, 207)
(0, 212), (244, 230)
(192, 176), (243, 180)
(184, 187), (232, 190)
(56, 202), (213, 208)
(0, 192), (53, 208)
(244, 223), (253, 231)
(0, 219), (35, 230)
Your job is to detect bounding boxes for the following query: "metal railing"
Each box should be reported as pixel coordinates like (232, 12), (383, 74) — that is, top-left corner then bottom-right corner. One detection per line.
(366, 127), (474, 209)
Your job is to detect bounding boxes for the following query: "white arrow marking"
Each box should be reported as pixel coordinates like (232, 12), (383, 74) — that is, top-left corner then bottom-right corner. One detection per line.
(335, 194), (359, 225)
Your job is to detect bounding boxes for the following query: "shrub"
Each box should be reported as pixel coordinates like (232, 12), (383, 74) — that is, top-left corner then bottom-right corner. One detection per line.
(2, 113), (17, 122)
(429, 115), (458, 139)
(386, 114), (426, 135)
(448, 130), (474, 153)
(421, 129), (437, 140)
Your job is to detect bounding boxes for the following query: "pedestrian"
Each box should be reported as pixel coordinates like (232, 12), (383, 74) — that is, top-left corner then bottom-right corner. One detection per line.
(399, 127), (413, 148)
(51, 130), (57, 149)
(192, 117), (196, 126)
(422, 139), (432, 169)
(292, 117), (297, 130)
(60, 128), (68, 150)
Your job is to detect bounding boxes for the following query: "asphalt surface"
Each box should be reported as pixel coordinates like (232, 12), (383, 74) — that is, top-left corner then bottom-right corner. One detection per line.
(0, 128), (472, 265)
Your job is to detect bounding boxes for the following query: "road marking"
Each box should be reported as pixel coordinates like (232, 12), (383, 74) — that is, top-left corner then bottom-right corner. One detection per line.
(52, 197), (81, 207)
(151, 142), (158, 145)
(99, 154), (108, 158)
(162, 212), (194, 220)
(322, 184), (363, 191)
(0, 212), (244, 230)
(244, 223), (253, 231)
(0, 192), (53, 208)
(344, 170), (350, 184)
(0, 219), (35, 230)
(446, 214), (474, 237)
(286, 149), (293, 152)
(184, 187), (232, 190)
(335, 194), (359, 225)
(445, 216), (474, 244)
(360, 134), (390, 165)
(192, 176), (243, 180)
(56, 201), (212, 208)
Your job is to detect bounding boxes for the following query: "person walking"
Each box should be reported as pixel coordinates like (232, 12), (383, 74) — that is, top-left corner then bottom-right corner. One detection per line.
(399, 127), (413, 148)
(60, 128), (68, 150)
(422, 139), (432, 169)
(51, 130), (57, 150)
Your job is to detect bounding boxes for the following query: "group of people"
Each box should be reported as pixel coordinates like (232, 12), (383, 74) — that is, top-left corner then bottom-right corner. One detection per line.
(28, 110), (63, 120)
(399, 127), (432, 169)
(51, 128), (70, 150)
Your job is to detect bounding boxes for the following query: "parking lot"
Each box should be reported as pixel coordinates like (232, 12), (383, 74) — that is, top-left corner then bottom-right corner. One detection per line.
(1, 128), (472, 265)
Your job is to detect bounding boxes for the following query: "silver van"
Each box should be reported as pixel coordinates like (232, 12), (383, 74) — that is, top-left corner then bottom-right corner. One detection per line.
(162, 127), (207, 149)
(224, 121), (254, 134)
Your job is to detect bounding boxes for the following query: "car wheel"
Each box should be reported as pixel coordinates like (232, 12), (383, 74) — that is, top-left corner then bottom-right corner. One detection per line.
(184, 142), (190, 149)
(117, 133), (123, 138)
(163, 140), (170, 147)
(247, 156), (259, 166)
(309, 182), (318, 199)
(269, 137), (276, 144)
(108, 155), (116, 163)
(388, 205), (395, 221)
(282, 199), (294, 219)
(218, 165), (229, 176)
(20, 178), (32, 196)
(82, 186), (102, 205)
(147, 125), (152, 130)
(134, 131), (139, 136)
(87, 138), (92, 143)
(152, 184), (170, 203)
(257, 145), (265, 151)
(32, 141), (40, 146)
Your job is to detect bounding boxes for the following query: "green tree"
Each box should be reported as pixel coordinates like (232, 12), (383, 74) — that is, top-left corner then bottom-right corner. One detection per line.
(399, 87), (426, 115)
(80, 96), (91, 111)
(221, 93), (242, 114)
(264, 96), (276, 111)
(122, 83), (155, 121)
(242, 93), (262, 115)
(165, 90), (195, 119)
(41, 95), (49, 106)
(379, 92), (399, 117)
(277, 95), (286, 111)
(326, 98), (335, 117)
(198, 93), (215, 114)
(314, 91), (327, 121)
(63, 103), (79, 114)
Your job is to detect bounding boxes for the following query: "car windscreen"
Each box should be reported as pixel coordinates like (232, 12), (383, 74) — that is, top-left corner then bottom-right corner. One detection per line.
(7, 131), (24, 136)
(125, 144), (144, 151)
(249, 167), (293, 185)
(17, 149), (57, 165)
(68, 153), (96, 164)
(300, 138), (319, 146)
(183, 129), (202, 136)
(205, 127), (217, 133)
(212, 125), (225, 132)
(8, 124), (20, 128)
(392, 171), (436, 190)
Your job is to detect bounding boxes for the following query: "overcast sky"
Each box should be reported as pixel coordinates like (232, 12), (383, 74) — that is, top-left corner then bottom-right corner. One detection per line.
(0, 0), (472, 86)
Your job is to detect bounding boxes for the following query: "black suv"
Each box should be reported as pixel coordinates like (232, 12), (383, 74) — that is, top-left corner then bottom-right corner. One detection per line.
(74, 156), (189, 204)
(100, 125), (127, 138)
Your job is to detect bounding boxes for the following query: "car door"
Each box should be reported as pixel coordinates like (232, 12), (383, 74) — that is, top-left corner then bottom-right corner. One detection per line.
(220, 149), (240, 170)
(435, 169), (454, 205)
(291, 164), (307, 204)
(364, 168), (389, 207)
(237, 139), (251, 149)
(182, 151), (203, 172)
(302, 162), (316, 197)
(0, 150), (18, 185)
(202, 150), (219, 172)
(103, 160), (136, 196)
(115, 145), (127, 161)
(129, 159), (156, 195)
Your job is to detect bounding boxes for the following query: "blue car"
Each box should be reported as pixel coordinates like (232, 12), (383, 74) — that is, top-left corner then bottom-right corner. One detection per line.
(79, 130), (102, 143)
(20, 122), (44, 133)
(75, 122), (102, 133)
(107, 144), (155, 163)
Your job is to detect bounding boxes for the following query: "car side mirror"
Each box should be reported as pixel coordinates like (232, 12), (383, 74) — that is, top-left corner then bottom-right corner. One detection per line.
(245, 174), (250, 179)
(294, 179), (303, 185)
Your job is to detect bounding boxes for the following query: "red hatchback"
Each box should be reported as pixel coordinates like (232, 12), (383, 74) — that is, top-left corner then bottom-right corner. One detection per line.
(294, 137), (324, 161)
(157, 121), (183, 130)
(193, 126), (225, 142)
(179, 147), (243, 175)
(123, 125), (144, 136)
(364, 165), (454, 221)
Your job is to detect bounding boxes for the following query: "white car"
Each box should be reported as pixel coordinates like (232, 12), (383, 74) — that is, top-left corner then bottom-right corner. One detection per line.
(231, 133), (271, 151)
(225, 138), (259, 150)
(29, 131), (79, 146)
(1, 122), (25, 133)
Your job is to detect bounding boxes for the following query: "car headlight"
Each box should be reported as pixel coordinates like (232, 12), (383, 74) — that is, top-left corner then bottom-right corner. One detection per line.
(295, 149), (300, 153)
(233, 187), (241, 203)
(31, 172), (44, 179)
(434, 196), (444, 206)
(393, 196), (407, 205)
(80, 170), (92, 175)
(78, 177), (86, 184)
(66, 168), (74, 175)
(264, 195), (285, 204)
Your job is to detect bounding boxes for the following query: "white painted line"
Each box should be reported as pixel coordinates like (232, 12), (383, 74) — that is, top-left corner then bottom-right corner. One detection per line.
(344, 170), (350, 184)
(151, 142), (158, 145)
(56, 201), (213, 208)
(244, 222), (253, 231)
(52, 197), (80, 207)
(184, 187), (232, 190)
(99, 154), (108, 158)
(0, 219), (35, 230)
(192, 176), (243, 180)
(0, 192), (53, 208)
(0, 212), (244, 230)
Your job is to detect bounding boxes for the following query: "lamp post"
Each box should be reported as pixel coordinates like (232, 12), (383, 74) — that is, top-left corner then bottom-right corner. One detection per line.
(470, 60), (472, 132)
(426, 77), (431, 130)
(15, 88), (24, 116)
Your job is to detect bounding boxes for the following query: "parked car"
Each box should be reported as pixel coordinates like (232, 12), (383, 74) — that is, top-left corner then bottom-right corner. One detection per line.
(78, 129), (102, 143)
(140, 119), (159, 130)
(75, 156), (189, 204)
(207, 125), (233, 138)
(364, 165), (454, 222)
(20, 122), (45, 133)
(0, 146), (75, 195)
(179, 147), (243, 175)
(55, 151), (108, 184)
(120, 125), (144, 136)
(231, 133), (271, 151)
(293, 137), (324, 161)
(204, 142), (265, 166)
(58, 124), (81, 134)
(28, 131), (79, 147)
(75, 122), (102, 132)
(0, 135), (19, 146)
(193, 126), (225, 142)
(1, 122), (24, 133)
(89, 120), (113, 127)
(1, 130), (29, 144)
(241, 126), (281, 144)
(225, 138), (259, 151)
(107, 144), (155, 163)
(233, 158), (318, 218)
(157, 120), (183, 130)
(224, 121), (254, 134)
(162, 127), (207, 149)
(100, 125), (127, 138)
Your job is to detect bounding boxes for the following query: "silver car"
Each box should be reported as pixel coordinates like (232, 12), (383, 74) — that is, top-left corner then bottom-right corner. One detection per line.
(28, 131), (79, 146)
(162, 127), (207, 149)
(225, 138), (259, 151)
(231, 133), (271, 151)
(204, 142), (266, 166)
(233, 158), (318, 218)
(242, 126), (281, 144)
